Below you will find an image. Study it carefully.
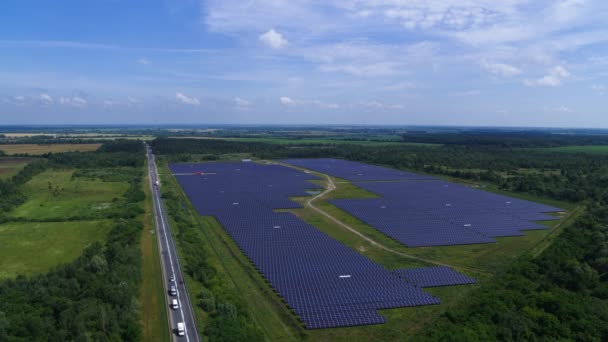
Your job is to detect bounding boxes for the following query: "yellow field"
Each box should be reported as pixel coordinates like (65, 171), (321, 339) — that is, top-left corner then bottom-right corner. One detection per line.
(0, 143), (102, 155)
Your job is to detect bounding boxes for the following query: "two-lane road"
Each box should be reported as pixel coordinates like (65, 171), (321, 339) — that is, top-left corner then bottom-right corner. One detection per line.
(146, 145), (200, 342)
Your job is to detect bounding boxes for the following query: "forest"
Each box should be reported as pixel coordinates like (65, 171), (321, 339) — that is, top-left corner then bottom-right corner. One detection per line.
(0, 140), (146, 341)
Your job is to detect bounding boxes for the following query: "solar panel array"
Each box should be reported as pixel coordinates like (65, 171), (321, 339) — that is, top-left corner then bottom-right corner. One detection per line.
(169, 162), (442, 329)
(393, 266), (476, 287)
(281, 158), (563, 247)
(280, 158), (437, 181)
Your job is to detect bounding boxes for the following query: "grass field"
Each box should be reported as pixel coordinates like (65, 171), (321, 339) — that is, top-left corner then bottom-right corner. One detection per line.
(139, 167), (170, 342)
(11, 169), (128, 220)
(0, 220), (111, 279)
(535, 145), (608, 154)
(169, 136), (440, 147)
(0, 157), (32, 179)
(0, 143), (102, 155)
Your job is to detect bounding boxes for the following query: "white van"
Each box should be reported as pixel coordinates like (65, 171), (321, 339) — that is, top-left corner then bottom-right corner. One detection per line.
(177, 322), (185, 336)
(171, 299), (178, 309)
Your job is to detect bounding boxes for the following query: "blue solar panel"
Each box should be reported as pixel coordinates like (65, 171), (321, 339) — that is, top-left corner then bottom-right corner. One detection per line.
(393, 266), (476, 287)
(169, 161), (442, 329)
(280, 158), (437, 181)
(278, 159), (563, 247)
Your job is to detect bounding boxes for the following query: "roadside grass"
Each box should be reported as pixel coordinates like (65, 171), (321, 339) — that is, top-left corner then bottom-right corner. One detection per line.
(11, 169), (128, 220)
(0, 143), (102, 155)
(0, 157), (32, 179)
(0, 220), (111, 279)
(139, 168), (170, 342)
(159, 164), (304, 341)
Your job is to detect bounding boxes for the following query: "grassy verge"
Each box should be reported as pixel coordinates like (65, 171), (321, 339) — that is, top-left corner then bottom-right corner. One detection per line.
(0, 220), (111, 279)
(139, 166), (170, 342)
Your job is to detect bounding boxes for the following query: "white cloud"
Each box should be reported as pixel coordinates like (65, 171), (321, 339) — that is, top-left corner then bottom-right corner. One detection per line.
(279, 96), (296, 106)
(234, 97), (251, 109)
(103, 100), (120, 106)
(39, 93), (53, 104)
(59, 96), (87, 107)
(259, 29), (288, 49)
(359, 101), (404, 109)
(39, 93), (55, 105)
(591, 84), (605, 95)
(557, 105), (572, 112)
(481, 60), (522, 77)
(175, 92), (200, 105)
(313, 100), (339, 109)
(525, 66), (571, 87)
(138, 58), (150, 65)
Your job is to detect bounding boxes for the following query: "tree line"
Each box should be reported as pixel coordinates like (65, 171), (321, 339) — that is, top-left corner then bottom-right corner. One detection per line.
(151, 138), (608, 203)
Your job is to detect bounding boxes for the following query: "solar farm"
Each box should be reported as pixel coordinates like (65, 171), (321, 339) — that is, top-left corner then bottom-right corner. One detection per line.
(169, 158), (563, 329)
(281, 158), (563, 247)
(169, 161), (485, 329)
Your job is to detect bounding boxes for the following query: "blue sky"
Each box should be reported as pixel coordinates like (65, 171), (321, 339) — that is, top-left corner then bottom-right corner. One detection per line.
(1, 0), (607, 127)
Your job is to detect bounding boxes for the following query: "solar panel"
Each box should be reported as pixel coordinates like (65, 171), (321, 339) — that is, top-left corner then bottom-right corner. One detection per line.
(280, 158), (437, 181)
(393, 266), (476, 287)
(169, 161), (442, 329)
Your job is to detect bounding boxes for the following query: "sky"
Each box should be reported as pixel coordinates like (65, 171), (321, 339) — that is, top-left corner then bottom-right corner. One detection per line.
(0, 0), (607, 127)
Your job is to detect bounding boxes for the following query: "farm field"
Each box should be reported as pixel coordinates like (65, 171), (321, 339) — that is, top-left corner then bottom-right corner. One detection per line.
(0, 143), (102, 155)
(11, 169), (129, 220)
(0, 220), (112, 279)
(0, 157), (32, 179)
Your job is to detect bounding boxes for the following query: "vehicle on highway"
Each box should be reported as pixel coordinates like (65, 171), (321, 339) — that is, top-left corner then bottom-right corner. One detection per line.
(177, 322), (185, 336)
(169, 285), (177, 296)
(170, 274), (175, 282)
(171, 299), (179, 310)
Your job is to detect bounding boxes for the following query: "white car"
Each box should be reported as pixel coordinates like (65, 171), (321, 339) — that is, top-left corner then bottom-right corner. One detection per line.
(177, 322), (185, 336)
(171, 299), (178, 310)
(170, 275), (175, 282)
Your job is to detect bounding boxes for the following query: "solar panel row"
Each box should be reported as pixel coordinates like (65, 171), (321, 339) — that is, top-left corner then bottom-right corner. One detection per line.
(280, 158), (437, 181)
(393, 266), (476, 288)
(169, 162), (443, 329)
(327, 180), (562, 247)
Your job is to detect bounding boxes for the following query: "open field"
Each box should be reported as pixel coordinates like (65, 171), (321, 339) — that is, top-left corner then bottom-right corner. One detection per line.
(169, 136), (440, 147)
(0, 220), (111, 279)
(0, 157), (32, 179)
(139, 168), (170, 342)
(11, 169), (129, 220)
(0, 143), (102, 155)
(535, 145), (608, 154)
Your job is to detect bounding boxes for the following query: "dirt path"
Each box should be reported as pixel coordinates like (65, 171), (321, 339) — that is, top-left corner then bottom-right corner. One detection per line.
(307, 174), (485, 272)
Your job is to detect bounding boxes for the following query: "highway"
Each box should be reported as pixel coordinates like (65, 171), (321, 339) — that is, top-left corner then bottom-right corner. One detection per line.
(146, 144), (200, 342)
